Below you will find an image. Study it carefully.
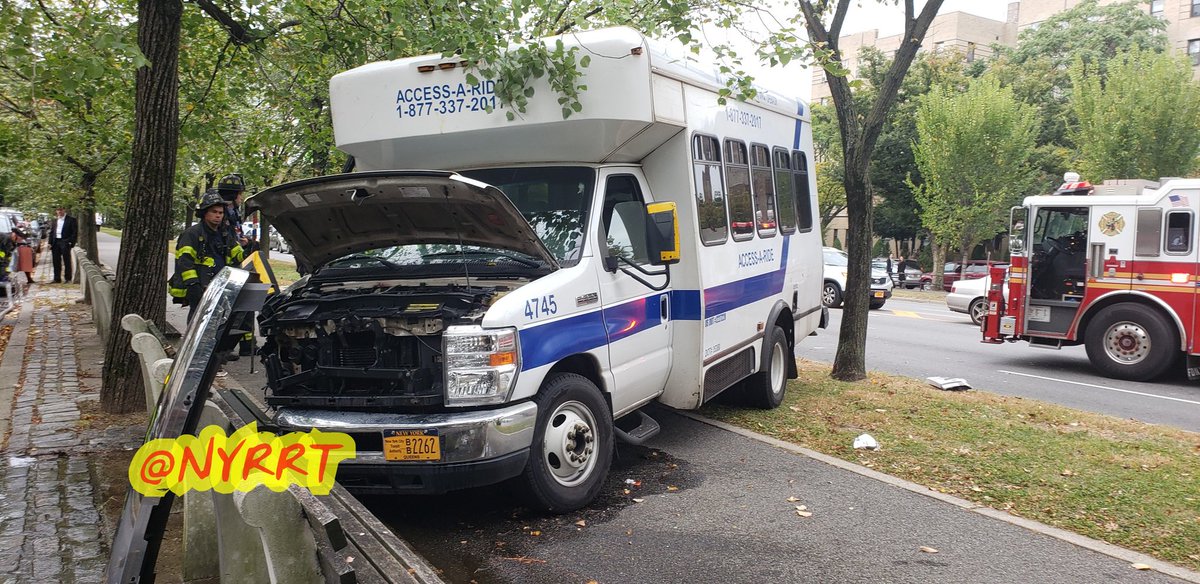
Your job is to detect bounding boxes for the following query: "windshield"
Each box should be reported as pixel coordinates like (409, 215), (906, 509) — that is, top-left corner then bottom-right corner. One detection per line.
(823, 250), (848, 267)
(461, 166), (594, 266)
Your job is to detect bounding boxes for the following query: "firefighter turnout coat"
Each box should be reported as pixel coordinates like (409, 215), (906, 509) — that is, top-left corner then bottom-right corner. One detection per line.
(169, 223), (245, 305)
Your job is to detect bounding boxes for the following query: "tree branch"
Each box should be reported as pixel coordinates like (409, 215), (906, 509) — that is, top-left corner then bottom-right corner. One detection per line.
(190, 0), (296, 44)
(556, 6), (601, 35)
(180, 37), (231, 130)
(35, 0), (60, 27)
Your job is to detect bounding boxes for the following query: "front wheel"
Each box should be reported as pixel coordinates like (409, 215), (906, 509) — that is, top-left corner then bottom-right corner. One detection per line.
(822, 281), (842, 308)
(869, 300), (886, 310)
(1084, 303), (1178, 381)
(517, 373), (613, 513)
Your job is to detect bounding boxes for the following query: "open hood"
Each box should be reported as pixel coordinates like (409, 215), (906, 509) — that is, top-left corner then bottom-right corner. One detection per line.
(246, 171), (559, 272)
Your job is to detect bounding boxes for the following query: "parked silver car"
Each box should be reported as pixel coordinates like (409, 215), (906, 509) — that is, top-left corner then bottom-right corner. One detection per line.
(946, 272), (1008, 325)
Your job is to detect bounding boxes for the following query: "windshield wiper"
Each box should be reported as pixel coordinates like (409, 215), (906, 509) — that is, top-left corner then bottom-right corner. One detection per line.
(421, 250), (542, 268)
(318, 254), (405, 273)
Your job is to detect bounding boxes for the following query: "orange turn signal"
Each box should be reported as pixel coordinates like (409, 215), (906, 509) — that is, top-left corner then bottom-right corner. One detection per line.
(490, 352), (516, 367)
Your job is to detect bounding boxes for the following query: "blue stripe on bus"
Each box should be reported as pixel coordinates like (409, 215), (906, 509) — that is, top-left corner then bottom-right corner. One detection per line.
(519, 238), (792, 370)
(793, 103), (804, 150)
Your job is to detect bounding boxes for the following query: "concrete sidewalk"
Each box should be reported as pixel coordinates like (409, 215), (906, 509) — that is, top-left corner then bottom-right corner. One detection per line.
(0, 260), (145, 583)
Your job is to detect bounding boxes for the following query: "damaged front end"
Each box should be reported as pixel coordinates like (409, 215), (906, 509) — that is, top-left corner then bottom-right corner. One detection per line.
(259, 283), (504, 411)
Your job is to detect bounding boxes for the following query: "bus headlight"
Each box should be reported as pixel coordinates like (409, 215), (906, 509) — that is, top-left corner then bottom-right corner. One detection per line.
(443, 326), (520, 406)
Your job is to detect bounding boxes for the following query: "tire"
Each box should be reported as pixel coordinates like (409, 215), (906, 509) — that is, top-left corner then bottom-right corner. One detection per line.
(968, 298), (988, 326)
(517, 373), (613, 513)
(920, 280), (932, 291)
(743, 327), (789, 409)
(822, 281), (842, 308)
(1084, 303), (1178, 381)
(869, 300), (885, 310)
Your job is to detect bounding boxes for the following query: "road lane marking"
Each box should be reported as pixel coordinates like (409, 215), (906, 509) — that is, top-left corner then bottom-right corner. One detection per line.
(998, 370), (1200, 406)
(892, 310), (920, 319)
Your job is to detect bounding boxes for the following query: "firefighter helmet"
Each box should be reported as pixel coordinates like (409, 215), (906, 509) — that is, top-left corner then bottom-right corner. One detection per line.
(217, 173), (245, 191)
(195, 190), (226, 218)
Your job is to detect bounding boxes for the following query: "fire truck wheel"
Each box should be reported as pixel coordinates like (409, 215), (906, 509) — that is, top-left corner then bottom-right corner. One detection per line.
(1085, 303), (1178, 381)
(969, 298), (988, 326)
(517, 373), (613, 513)
(822, 281), (842, 308)
(744, 326), (789, 409)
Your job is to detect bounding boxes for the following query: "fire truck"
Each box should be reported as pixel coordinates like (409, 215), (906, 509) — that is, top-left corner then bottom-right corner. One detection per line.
(983, 174), (1200, 381)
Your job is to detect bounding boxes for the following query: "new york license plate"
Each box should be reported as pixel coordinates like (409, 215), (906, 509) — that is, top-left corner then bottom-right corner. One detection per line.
(383, 429), (441, 461)
(873, 291), (885, 298)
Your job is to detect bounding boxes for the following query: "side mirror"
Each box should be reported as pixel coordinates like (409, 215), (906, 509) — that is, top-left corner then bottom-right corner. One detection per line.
(644, 201), (680, 266)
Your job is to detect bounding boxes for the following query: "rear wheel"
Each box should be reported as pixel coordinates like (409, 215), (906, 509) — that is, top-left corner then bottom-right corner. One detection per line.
(743, 326), (789, 409)
(869, 299), (886, 310)
(920, 280), (932, 291)
(1084, 303), (1178, 381)
(968, 298), (988, 326)
(822, 281), (842, 308)
(517, 373), (613, 513)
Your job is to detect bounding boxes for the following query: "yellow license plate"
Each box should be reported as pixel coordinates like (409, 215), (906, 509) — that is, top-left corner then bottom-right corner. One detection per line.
(873, 291), (884, 298)
(383, 429), (441, 461)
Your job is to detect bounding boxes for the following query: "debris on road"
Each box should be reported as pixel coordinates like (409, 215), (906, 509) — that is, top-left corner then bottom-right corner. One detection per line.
(927, 376), (971, 391)
(920, 546), (939, 554)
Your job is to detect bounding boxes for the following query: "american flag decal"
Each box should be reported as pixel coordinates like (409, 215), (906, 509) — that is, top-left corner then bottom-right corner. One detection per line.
(1169, 194), (1189, 207)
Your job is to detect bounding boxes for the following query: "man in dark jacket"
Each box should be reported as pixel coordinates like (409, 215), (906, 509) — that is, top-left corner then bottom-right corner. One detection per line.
(169, 191), (245, 323)
(49, 206), (78, 283)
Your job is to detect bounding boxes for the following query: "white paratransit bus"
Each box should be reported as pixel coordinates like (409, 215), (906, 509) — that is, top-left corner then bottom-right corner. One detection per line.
(249, 26), (826, 512)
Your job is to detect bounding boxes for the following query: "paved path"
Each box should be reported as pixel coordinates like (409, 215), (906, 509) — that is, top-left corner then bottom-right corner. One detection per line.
(0, 260), (144, 583)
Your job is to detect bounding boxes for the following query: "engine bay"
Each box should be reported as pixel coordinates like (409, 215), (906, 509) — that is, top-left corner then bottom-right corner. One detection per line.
(258, 280), (513, 411)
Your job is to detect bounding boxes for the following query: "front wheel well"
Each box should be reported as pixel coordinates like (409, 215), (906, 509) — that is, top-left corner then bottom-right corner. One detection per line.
(547, 354), (610, 406)
(1077, 295), (1185, 351)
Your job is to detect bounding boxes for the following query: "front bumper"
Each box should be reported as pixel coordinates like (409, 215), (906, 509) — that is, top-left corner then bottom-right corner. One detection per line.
(274, 401), (538, 494)
(871, 287), (893, 301)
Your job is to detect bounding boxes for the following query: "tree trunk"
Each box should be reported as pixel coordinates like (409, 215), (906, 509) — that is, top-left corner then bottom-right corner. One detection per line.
(78, 172), (100, 265)
(101, 0), (182, 414)
(932, 241), (946, 291)
(831, 162), (873, 381)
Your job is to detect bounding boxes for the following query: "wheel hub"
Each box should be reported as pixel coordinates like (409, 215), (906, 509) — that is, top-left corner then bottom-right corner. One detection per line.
(1104, 321), (1150, 364)
(542, 402), (598, 486)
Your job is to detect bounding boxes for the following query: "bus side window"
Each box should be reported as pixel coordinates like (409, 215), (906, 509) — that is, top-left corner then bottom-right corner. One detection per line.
(602, 175), (650, 264)
(692, 134), (728, 245)
(773, 147), (797, 234)
(724, 139), (753, 241)
(1165, 211), (1192, 254)
(792, 151), (814, 232)
(750, 144), (776, 238)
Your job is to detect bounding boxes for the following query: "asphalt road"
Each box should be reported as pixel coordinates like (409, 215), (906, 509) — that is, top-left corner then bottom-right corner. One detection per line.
(804, 298), (1200, 433)
(365, 410), (1187, 584)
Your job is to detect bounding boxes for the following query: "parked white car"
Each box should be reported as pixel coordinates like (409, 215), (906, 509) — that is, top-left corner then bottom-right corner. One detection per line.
(823, 247), (893, 310)
(946, 273), (1008, 325)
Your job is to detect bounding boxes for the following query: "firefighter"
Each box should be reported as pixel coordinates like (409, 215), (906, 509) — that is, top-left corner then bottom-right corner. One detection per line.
(169, 190), (245, 323)
(215, 173), (258, 358)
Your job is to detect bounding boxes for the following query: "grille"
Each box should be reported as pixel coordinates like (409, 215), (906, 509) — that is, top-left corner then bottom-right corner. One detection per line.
(703, 348), (754, 401)
(872, 277), (887, 285)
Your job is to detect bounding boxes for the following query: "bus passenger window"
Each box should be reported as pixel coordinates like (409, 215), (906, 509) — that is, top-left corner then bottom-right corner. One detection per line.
(773, 148), (797, 233)
(750, 144), (776, 238)
(692, 135), (728, 245)
(724, 139), (753, 241)
(792, 151), (814, 231)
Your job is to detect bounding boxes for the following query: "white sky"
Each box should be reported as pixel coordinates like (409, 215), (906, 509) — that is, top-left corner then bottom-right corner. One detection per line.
(720, 0), (1015, 102)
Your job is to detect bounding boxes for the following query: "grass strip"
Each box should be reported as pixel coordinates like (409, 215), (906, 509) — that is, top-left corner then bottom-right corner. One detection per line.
(700, 360), (1200, 570)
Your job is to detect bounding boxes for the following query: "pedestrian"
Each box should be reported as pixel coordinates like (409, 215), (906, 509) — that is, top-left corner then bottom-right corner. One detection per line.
(216, 173), (258, 358)
(897, 255), (907, 288)
(11, 226), (35, 285)
(48, 206), (77, 283)
(169, 190), (246, 323)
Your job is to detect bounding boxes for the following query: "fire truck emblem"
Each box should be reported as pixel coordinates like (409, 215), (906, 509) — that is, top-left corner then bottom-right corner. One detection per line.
(1098, 212), (1125, 236)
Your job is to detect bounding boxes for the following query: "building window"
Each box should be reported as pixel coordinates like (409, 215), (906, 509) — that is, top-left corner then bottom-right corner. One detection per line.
(1193, 0), (1200, 17)
(966, 42), (977, 63)
(691, 134), (728, 245)
(1151, 0), (1164, 17)
(724, 139), (753, 241)
(1190, 39), (1200, 66)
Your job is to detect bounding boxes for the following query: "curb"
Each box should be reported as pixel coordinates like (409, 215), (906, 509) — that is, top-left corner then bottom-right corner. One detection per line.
(0, 297), (33, 449)
(675, 409), (1200, 584)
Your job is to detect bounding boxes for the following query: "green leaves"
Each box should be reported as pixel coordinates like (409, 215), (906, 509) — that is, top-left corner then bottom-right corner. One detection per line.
(1068, 47), (1200, 182)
